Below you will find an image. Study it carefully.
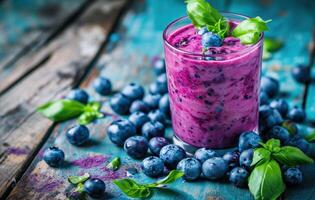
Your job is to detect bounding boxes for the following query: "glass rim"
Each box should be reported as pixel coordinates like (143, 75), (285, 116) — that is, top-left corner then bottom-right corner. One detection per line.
(162, 12), (264, 59)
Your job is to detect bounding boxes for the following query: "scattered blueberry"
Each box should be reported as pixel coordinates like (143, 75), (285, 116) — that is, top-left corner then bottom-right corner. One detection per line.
(153, 58), (166, 75)
(66, 125), (90, 146)
(284, 167), (303, 186)
(194, 148), (217, 163)
(202, 157), (228, 180)
(43, 147), (65, 167)
(129, 100), (150, 113)
(259, 105), (283, 133)
(260, 76), (279, 98)
(281, 120), (298, 135)
(141, 121), (165, 139)
(202, 32), (222, 48)
(84, 178), (106, 198)
(110, 93), (132, 115)
(239, 149), (253, 169)
(128, 112), (150, 132)
(149, 81), (168, 95)
(197, 27), (209, 35)
(141, 156), (164, 177)
(286, 135), (310, 153)
(177, 158), (201, 181)
(93, 77), (112, 96)
(259, 91), (269, 105)
(143, 94), (161, 110)
(223, 150), (240, 169)
(122, 83), (145, 100)
(269, 99), (289, 117)
(124, 136), (149, 159)
(159, 94), (170, 117)
(267, 125), (290, 144)
(148, 137), (170, 155)
(148, 110), (166, 125)
(159, 144), (186, 169)
(291, 65), (311, 84)
(238, 131), (261, 152)
(66, 89), (89, 104)
(287, 107), (306, 123)
(229, 167), (249, 187)
(107, 119), (136, 146)
(157, 73), (167, 85)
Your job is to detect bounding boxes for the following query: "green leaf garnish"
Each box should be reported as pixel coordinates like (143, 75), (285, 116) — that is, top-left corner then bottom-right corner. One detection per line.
(68, 173), (90, 185)
(232, 16), (271, 45)
(273, 146), (314, 166)
(263, 37), (283, 60)
(251, 148), (270, 167)
(113, 170), (184, 198)
(107, 157), (121, 171)
(37, 99), (103, 124)
(186, 0), (229, 38)
(305, 131), (315, 142)
(75, 183), (85, 193)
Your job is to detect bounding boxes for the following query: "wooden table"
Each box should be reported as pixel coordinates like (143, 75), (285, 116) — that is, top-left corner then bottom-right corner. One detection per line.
(0, 0), (315, 199)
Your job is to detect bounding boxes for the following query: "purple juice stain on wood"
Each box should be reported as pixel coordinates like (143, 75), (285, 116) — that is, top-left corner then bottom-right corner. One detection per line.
(71, 155), (108, 169)
(6, 147), (29, 155)
(28, 173), (63, 193)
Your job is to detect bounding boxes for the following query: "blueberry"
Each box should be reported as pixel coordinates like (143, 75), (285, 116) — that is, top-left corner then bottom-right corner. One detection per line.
(259, 105), (283, 133)
(159, 144), (186, 169)
(239, 149), (253, 169)
(149, 81), (168, 95)
(124, 136), (148, 159)
(259, 91), (269, 105)
(194, 148), (217, 163)
(291, 65), (311, 84)
(261, 76), (280, 98)
(269, 99), (289, 117)
(93, 77), (112, 96)
(84, 178), (106, 198)
(66, 89), (89, 104)
(128, 112), (150, 132)
(66, 125), (89, 146)
(107, 119), (136, 146)
(148, 110), (166, 125)
(129, 100), (150, 113)
(266, 126), (290, 144)
(229, 167), (249, 187)
(110, 93), (132, 115)
(157, 73), (167, 85)
(148, 137), (169, 155)
(177, 158), (201, 181)
(141, 156), (164, 177)
(284, 167), (303, 186)
(159, 94), (170, 117)
(223, 150), (240, 169)
(286, 135), (310, 153)
(122, 83), (145, 100)
(202, 32), (222, 48)
(238, 131), (262, 152)
(141, 121), (165, 139)
(143, 94), (161, 110)
(288, 107), (306, 123)
(202, 157), (228, 180)
(281, 120), (298, 135)
(197, 27), (209, 35)
(43, 147), (65, 167)
(153, 58), (166, 75)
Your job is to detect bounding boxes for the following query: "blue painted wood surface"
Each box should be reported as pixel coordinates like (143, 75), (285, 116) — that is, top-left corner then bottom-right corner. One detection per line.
(4, 0), (315, 199)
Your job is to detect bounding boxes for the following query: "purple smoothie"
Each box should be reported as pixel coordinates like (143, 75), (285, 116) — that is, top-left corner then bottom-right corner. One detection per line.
(163, 15), (263, 149)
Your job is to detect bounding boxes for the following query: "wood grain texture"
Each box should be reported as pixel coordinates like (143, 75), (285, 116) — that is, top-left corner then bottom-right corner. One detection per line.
(7, 0), (315, 200)
(0, 0), (127, 198)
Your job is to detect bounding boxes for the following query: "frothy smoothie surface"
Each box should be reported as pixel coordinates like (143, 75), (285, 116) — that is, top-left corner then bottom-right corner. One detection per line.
(167, 23), (251, 60)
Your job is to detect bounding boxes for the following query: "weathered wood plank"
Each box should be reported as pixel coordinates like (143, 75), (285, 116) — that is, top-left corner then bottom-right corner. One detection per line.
(0, 0), (90, 95)
(0, 0), (127, 198)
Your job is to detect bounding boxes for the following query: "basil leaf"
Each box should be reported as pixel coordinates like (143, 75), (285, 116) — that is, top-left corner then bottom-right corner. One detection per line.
(146, 170), (184, 188)
(68, 173), (90, 185)
(77, 102), (103, 125)
(186, 0), (228, 38)
(251, 148), (271, 167)
(264, 37), (283, 52)
(37, 99), (85, 122)
(113, 179), (151, 198)
(305, 132), (315, 142)
(75, 183), (85, 193)
(263, 139), (281, 152)
(107, 157), (121, 171)
(248, 159), (285, 200)
(232, 17), (271, 45)
(273, 146), (314, 166)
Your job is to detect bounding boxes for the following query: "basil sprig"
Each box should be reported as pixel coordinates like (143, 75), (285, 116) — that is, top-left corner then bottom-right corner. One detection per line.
(186, 0), (229, 38)
(37, 99), (103, 125)
(107, 157), (121, 171)
(249, 139), (313, 200)
(113, 170), (184, 198)
(263, 37), (283, 60)
(68, 173), (90, 198)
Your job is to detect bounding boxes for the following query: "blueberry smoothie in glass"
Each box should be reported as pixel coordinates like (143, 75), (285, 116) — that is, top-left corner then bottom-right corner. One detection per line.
(163, 1), (269, 149)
